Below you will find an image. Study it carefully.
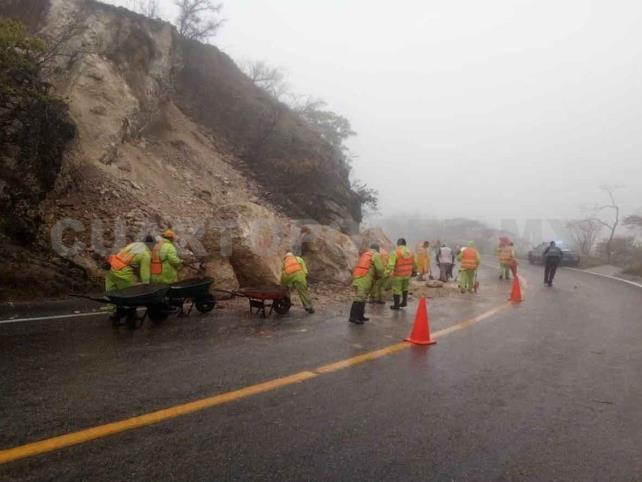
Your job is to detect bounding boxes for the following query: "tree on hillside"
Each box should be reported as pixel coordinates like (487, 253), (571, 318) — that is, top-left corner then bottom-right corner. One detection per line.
(0, 19), (46, 97)
(588, 185), (621, 263)
(567, 218), (602, 257)
(128, 0), (159, 18)
(175, 0), (224, 41)
(295, 97), (356, 154)
(352, 179), (379, 212)
(243, 60), (290, 101)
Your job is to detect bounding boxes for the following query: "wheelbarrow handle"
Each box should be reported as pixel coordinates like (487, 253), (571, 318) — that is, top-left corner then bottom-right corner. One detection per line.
(210, 288), (245, 298)
(70, 294), (111, 304)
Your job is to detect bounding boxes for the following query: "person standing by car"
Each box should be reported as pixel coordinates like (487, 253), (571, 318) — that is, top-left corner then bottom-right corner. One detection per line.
(543, 241), (563, 286)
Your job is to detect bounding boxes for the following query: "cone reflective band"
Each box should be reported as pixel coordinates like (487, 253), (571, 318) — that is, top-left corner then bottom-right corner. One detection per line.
(404, 297), (436, 345)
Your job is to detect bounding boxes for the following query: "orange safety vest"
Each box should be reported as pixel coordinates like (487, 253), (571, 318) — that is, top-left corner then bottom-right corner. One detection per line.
(151, 241), (164, 275)
(499, 246), (514, 264)
(352, 251), (374, 278)
(108, 250), (134, 271)
(283, 255), (303, 275)
(393, 247), (414, 277)
(460, 248), (479, 270)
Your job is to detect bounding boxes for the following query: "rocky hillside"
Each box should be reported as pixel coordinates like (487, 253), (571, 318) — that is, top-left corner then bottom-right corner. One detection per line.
(0, 0), (365, 299)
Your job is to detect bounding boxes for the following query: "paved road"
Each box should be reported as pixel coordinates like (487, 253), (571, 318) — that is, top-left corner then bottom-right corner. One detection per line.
(1, 265), (641, 481)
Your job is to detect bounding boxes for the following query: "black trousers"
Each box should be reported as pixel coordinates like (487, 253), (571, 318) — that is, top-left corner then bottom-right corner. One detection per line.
(544, 258), (560, 284)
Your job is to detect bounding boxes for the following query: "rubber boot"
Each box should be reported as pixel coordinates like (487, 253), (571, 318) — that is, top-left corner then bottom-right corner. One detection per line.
(359, 302), (369, 322)
(349, 302), (363, 324)
(400, 291), (408, 307)
(390, 295), (401, 310)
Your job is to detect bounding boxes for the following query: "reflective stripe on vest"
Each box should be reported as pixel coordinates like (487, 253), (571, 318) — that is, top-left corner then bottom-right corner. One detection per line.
(284, 256), (303, 275)
(352, 251), (374, 278)
(499, 246), (513, 264)
(393, 247), (413, 277)
(461, 248), (478, 270)
(380, 249), (389, 268)
(151, 242), (163, 275)
(108, 251), (134, 271)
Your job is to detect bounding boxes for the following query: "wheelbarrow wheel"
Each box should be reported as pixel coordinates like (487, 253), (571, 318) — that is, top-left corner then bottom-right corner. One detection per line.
(195, 297), (216, 314)
(148, 306), (169, 324)
(272, 297), (292, 315)
(126, 311), (142, 330)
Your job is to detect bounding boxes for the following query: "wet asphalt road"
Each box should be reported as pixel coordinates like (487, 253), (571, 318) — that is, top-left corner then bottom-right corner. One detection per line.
(1, 265), (641, 481)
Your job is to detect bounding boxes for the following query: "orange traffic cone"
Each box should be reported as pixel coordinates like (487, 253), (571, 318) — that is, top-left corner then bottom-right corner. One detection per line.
(404, 297), (437, 345)
(509, 276), (523, 303)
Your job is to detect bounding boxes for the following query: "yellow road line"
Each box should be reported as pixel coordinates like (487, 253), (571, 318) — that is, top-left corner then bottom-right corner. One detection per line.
(0, 300), (514, 465)
(316, 342), (409, 373)
(432, 302), (512, 338)
(0, 371), (317, 465)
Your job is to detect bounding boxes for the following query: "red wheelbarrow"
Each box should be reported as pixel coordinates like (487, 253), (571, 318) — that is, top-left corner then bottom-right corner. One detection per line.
(214, 286), (292, 318)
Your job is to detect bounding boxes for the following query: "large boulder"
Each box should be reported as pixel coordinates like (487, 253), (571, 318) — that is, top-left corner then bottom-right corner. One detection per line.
(300, 224), (359, 284)
(353, 227), (394, 253)
(201, 202), (296, 287)
(204, 258), (239, 291)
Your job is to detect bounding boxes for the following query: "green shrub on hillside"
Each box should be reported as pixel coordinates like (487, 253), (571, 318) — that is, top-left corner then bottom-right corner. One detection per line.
(0, 18), (46, 97)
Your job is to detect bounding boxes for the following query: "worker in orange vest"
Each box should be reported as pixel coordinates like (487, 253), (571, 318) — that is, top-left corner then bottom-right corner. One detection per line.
(415, 241), (431, 281)
(369, 247), (389, 304)
(385, 238), (416, 310)
(150, 229), (182, 284)
(350, 244), (385, 324)
(280, 252), (314, 313)
(457, 241), (481, 293)
(497, 241), (515, 280)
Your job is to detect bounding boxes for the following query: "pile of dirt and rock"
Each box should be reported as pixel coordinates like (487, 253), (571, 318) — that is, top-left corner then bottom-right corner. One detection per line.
(0, 0), (370, 300)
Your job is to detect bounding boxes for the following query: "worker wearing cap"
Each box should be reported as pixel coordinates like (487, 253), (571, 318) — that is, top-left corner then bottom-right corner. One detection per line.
(105, 235), (155, 292)
(385, 238), (416, 310)
(350, 243), (384, 324)
(281, 252), (314, 314)
(150, 229), (182, 284)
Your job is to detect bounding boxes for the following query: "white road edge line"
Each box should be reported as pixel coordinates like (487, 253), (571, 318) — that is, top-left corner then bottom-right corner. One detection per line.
(0, 311), (106, 325)
(565, 267), (642, 289)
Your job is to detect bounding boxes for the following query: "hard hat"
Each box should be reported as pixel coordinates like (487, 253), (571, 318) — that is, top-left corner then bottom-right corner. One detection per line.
(162, 229), (176, 240)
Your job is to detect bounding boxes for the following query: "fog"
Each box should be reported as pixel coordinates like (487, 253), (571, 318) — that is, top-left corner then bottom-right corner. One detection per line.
(106, 0), (642, 232)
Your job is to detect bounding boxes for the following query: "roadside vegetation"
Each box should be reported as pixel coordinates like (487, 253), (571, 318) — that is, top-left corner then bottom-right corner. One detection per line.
(567, 186), (642, 277)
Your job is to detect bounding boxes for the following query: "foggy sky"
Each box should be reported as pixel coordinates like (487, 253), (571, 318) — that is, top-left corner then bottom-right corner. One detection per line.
(106, 0), (642, 233)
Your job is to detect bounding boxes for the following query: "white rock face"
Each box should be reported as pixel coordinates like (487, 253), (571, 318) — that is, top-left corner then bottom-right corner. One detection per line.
(300, 224), (359, 284)
(202, 202), (298, 287)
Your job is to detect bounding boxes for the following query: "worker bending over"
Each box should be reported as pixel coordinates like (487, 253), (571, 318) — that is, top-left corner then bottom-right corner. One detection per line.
(386, 238), (415, 310)
(105, 235), (155, 292)
(151, 229), (182, 284)
(457, 241), (480, 293)
(350, 243), (385, 324)
(281, 252), (315, 314)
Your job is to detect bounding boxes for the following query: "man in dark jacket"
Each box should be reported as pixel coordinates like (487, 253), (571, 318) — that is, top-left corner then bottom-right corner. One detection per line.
(543, 241), (563, 286)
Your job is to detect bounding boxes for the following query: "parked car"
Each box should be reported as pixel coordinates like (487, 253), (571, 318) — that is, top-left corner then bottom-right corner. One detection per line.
(528, 242), (580, 266)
